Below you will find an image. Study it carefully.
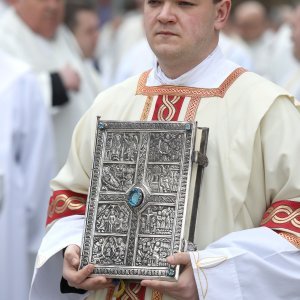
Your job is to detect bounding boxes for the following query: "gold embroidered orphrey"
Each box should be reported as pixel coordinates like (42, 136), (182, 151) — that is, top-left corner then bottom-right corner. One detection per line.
(47, 194), (86, 218)
(137, 68), (246, 122)
(261, 205), (300, 229)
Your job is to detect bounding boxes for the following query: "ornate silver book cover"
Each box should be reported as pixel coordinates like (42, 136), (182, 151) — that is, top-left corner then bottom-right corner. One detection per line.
(79, 119), (208, 281)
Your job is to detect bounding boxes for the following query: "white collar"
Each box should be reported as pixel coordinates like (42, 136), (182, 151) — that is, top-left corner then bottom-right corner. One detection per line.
(147, 46), (239, 88)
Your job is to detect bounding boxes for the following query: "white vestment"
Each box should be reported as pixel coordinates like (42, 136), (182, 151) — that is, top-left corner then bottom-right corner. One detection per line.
(98, 11), (145, 88)
(113, 37), (156, 85)
(0, 51), (55, 300)
(245, 30), (275, 78)
(219, 32), (254, 71)
(266, 24), (299, 85)
(0, 0), (8, 15)
(0, 8), (102, 169)
(31, 48), (300, 300)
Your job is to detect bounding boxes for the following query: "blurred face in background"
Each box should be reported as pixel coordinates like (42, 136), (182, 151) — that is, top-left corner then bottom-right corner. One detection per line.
(291, 6), (300, 61)
(16, 0), (64, 39)
(233, 1), (268, 43)
(73, 9), (100, 59)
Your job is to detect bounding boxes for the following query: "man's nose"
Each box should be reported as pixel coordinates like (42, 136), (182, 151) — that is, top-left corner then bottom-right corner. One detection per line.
(157, 3), (176, 23)
(46, 0), (62, 10)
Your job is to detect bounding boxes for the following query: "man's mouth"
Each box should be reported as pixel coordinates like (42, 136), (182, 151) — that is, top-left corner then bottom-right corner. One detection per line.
(156, 31), (177, 36)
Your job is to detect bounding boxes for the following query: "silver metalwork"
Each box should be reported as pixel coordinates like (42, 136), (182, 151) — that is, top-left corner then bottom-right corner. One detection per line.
(192, 151), (209, 167)
(182, 239), (198, 252)
(79, 119), (208, 281)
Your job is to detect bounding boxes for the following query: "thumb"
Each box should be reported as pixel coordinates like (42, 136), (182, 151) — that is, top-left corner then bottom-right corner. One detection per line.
(167, 252), (191, 266)
(64, 244), (81, 267)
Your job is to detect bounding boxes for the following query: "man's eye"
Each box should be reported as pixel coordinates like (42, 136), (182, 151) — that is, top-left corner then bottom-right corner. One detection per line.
(178, 1), (194, 6)
(147, 0), (161, 6)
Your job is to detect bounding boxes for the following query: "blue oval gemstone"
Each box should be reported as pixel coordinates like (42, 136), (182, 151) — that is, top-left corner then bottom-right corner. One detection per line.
(128, 188), (143, 207)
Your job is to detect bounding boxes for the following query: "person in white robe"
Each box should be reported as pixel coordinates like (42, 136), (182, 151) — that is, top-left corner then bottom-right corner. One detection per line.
(31, 0), (300, 299)
(0, 50), (55, 300)
(97, 1), (145, 87)
(266, 23), (299, 85)
(113, 37), (156, 84)
(219, 31), (254, 70)
(0, 0), (102, 169)
(64, 0), (103, 97)
(233, 1), (275, 77)
(271, 4), (300, 109)
(0, 0), (8, 15)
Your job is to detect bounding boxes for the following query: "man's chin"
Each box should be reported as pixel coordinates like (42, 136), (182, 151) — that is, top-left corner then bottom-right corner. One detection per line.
(37, 25), (59, 39)
(152, 41), (176, 53)
(154, 48), (180, 61)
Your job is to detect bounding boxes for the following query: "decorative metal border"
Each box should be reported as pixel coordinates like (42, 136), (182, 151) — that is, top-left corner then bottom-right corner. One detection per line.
(79, 119), (197, 281)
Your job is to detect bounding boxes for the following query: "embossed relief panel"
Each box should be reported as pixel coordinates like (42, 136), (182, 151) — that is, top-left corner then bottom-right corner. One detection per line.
(79, 120), (198, 281)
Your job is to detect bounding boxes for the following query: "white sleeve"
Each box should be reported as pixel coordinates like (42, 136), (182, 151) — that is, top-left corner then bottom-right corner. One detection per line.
(30, 215), (90, 300)
(21, 72), (56, 254)
(37, 72), (52, 108)
(189, 227), (300, 300)
(37, 71), (66, 115)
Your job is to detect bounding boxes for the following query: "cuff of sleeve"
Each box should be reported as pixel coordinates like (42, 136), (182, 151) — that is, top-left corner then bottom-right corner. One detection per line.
(50, 72), (69, 106)
(60, 277), (87, 294)
(277, 231), (300, 249)
(189, 250), (242, 299)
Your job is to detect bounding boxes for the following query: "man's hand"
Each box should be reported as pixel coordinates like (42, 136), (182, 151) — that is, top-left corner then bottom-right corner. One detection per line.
(141, 252), (198, 300)
(59, 65), (81, 92)
(62, 244), (114, 291)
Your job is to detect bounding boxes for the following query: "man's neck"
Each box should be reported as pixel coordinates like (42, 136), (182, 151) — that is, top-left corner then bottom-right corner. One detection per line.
(157, 44), (218, 79)
(147, 46), (239, 88)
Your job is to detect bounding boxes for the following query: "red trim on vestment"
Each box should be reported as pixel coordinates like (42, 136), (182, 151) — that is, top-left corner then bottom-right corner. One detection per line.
(116, 282), (146, 300)
(260, 200), (300, 234)
(46, 190), (87, 226)
(152, 95), (185, 121)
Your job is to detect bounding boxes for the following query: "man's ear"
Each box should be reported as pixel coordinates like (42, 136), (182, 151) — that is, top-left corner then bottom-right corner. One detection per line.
(214, 0), (231, 31)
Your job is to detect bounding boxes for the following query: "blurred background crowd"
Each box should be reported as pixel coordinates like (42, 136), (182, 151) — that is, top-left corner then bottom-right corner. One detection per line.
(0, 0), (300, 299)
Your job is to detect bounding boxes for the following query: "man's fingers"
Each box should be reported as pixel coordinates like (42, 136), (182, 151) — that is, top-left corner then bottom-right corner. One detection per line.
(62, 244), (114, 291)
(73, 276), (114, 291)
(167, 252), (191, 266)
(141, 279), (174, 293)
(64, 245), (81, 267)
(72, 264), (94, 283)
(65, 264), (94, 286)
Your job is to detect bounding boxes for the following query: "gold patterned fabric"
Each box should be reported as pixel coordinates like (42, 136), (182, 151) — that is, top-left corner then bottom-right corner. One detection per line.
(260, 200), (300, 235)
(278, 232), (300, 249)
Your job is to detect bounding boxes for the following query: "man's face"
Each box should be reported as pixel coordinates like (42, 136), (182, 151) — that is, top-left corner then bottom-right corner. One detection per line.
(16, 0), (64, 39)
(234, 12), (266, 42)
(143, 0), (230, 77)
(73, 10), (100, 59)
(291, 7), (300, 61)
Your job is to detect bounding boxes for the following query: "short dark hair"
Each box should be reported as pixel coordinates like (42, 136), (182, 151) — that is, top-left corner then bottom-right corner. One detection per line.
(64, 0), (97, 31)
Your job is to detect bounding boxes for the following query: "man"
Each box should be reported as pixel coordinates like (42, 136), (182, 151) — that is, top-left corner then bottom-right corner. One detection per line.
(233, 1), (274, 77)
(274, 2), (300, 107)
(64, 1), (102, 89)
(0, 50), (55, 300)
(0, 0), (8, 14)
(65, 1), (100, 62)
(0, 0), (102, 169)
(31, 0), (300, 299)
(266, 4), (297, 86)
(98, 0), (145, 87)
